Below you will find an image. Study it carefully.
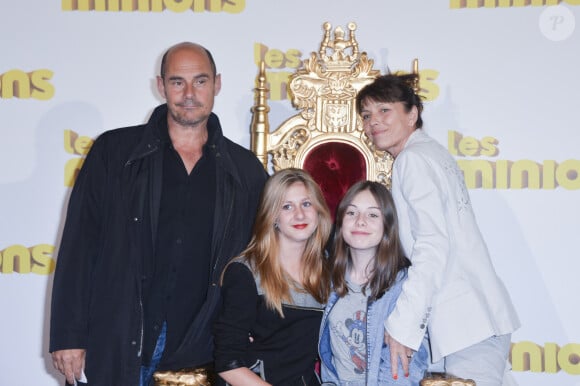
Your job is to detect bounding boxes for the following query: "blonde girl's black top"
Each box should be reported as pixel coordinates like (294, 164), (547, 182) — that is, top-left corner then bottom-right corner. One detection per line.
(213, 260), (324, 386)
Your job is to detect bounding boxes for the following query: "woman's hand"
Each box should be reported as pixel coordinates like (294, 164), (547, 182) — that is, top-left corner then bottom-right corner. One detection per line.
(384, 332), (414, 380)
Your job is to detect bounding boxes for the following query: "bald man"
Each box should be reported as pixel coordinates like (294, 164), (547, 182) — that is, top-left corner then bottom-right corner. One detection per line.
(50, 42), (268, 386)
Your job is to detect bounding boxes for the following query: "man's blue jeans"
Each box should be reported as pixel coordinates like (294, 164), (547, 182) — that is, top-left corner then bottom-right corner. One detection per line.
(139, 323), (167, 386)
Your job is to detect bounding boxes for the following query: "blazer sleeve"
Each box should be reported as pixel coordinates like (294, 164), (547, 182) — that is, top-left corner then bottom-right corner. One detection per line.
(213, 262), (259, 373)
(385, 150), (450, 350)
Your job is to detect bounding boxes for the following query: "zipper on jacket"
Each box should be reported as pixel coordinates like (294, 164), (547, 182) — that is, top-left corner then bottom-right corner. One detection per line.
(137, 298), (144, 357)
(318, 295), (337, 380)
(365, 299), (370, 385)
(125, 142), (159, 167)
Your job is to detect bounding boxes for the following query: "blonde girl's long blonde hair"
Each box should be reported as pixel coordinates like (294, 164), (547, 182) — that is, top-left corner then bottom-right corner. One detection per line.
(232, 168), (332, 316)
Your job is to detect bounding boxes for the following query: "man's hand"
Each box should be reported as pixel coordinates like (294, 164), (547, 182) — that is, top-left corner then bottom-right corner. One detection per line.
(52, 349), (86, 385)
(384, 332), (414, 380)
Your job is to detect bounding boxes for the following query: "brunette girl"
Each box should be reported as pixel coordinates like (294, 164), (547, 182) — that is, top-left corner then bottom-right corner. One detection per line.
(318, 181), (429, 386)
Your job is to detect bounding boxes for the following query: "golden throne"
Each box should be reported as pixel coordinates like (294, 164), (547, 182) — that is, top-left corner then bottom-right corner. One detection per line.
(250, 21), (413, 216)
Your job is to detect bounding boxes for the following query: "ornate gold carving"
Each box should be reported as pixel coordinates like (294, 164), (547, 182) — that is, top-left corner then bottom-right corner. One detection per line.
(319, 22), (359, 71)
(250, 61), (271, 169)
(270, 127), (310, 171)
(249, 21), (422, 189)
(323, 102), (349, 131)
(288, 22), (380, 136)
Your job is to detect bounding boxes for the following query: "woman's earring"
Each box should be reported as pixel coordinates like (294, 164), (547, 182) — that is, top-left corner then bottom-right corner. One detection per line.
(274, 222), (279, 230)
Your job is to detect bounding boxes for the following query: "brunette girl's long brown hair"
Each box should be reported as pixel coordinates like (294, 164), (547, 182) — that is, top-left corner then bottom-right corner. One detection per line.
(331, 181), (410, 301)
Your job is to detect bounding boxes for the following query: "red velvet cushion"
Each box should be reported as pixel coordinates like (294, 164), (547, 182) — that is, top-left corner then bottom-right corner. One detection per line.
(303, 142), (366, 219)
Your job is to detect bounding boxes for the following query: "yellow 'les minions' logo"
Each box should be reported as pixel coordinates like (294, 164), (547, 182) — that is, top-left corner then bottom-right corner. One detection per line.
(0, 69), (54, 100)
(449, 131), (580, 190)
(451, 0), (580, 9)
(253, 43), (302, 101)
(64, 130), (93, 187)
(511, 341), (580, 374)
(62, 0), (245, 12)
(253, 42), (441, 102)
(0, 244), (55, 275)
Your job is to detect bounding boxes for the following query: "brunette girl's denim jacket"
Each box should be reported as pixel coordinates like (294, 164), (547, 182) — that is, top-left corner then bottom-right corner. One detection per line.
(318, 270), (429, 386)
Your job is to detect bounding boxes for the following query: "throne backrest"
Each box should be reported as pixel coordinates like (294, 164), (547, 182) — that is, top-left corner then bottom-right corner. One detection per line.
(250, 22), (417, 216)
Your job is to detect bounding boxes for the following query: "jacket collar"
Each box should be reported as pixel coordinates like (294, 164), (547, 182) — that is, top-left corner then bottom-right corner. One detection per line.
(123, 104), (246, 188)
(402, 128), (426, 150)
(126, 104), (225, 165)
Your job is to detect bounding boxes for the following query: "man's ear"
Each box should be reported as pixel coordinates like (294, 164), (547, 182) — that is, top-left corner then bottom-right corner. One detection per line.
(156, 76), (166, 99)
(214, 73), (222, 96)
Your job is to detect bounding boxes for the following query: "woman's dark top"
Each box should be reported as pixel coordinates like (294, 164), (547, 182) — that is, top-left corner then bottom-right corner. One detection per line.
(213, 260), (324, 386)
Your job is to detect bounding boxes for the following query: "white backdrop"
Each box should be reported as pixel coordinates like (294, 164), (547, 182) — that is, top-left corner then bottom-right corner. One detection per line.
(1, 1), (579, 385)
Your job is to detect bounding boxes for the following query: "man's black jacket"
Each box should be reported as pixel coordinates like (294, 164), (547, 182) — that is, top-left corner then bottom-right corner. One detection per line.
(49, 104), (268, 385)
